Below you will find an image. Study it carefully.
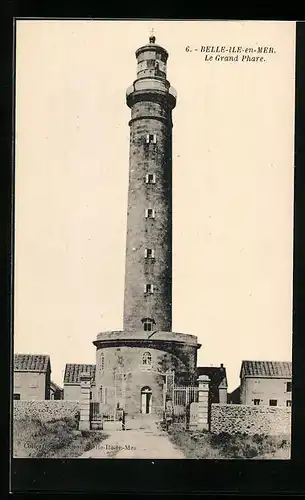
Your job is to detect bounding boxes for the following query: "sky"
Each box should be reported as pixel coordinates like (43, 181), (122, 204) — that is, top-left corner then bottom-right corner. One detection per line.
(14, 20), (295, 391)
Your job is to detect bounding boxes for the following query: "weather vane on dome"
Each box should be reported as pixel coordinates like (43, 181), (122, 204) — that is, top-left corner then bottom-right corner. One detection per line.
(149, 28), (156, 44)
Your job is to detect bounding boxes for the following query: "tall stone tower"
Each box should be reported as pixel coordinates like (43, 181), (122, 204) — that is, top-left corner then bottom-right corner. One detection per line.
(123, 33), (177, 333)
(93, 35), (200, 416)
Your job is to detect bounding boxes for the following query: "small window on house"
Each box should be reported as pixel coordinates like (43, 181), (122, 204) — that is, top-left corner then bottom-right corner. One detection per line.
(144, 284), (154, 294)
(13, 393), (20, 400)
(145, 248), (155, 259)
(286, 400), (292, 407)
(142, 352), (152, 365)
(145, 208), (155, 219)
(145, 173), (156, 184)
(141, 317), (155, 332)
(253, 399), (260, 405)
(269, 399), (277, 406)
(286, 381), (292, 392)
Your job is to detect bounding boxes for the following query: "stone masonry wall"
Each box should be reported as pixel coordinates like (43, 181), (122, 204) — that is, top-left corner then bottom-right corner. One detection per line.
(13, 400), (80, 422)
(210, 404), (291, 436)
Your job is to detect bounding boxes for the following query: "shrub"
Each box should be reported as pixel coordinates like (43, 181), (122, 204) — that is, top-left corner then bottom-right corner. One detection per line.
(166, 426), (291, 460)
(13, 417), (107, 458)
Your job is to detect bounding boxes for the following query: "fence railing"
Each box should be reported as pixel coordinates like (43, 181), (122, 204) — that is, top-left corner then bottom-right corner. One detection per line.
(90, 402), (124, 422)
(173, 386), (198, 406)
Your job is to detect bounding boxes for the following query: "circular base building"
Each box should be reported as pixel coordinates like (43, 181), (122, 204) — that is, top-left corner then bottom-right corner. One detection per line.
(93, 330), (201, 416)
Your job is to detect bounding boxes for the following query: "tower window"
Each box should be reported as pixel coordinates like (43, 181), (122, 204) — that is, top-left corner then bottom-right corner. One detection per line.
(141, 317), (155, 332)
(145, 173), (156, 184)
(100, 352), (104, 371)
(147, 59), (155, 69)
(144, 284), (154, 294)
(286, 400), (292, 407)
(145, 248), (155, 258)
(145, 208), (155, 219)
(286, 381), (292, 392)
(142, 352), (152, 365)
(146, 134), (157, 144)
(269, 399), (277, 406)
(253, 399), (260, 405)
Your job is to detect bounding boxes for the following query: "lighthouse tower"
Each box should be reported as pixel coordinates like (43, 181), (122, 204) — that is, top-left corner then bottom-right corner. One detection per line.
(93, 35), (201, 416)
(123, 33), (177, 333)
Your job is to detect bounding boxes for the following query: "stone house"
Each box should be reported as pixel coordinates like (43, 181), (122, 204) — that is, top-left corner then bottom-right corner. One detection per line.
(13, 354), (51, 400)
(63, 364), (96, 401)
(197, 364), (228, 404)
(50, 381), (64, 400)
(228, 385), (240, 404)
(239, 360), (292, 407)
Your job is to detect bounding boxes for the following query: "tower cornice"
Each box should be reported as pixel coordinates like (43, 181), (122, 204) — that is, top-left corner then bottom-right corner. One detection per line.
(128, 115), (173, 127)
(126, 89), (176, 110)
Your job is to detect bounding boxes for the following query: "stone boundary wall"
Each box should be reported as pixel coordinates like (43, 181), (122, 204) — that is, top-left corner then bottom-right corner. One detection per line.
(210, 404), (291, 436)
(13, 401), (80, 422)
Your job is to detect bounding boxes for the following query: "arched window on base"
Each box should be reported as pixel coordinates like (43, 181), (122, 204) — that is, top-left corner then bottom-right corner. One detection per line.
(141, 317), (155, 332)
(142, 351), (152, 366)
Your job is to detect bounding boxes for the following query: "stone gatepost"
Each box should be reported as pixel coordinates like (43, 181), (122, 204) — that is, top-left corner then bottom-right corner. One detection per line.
(197, 374), (210, 431)
(79, 372), (92, 431)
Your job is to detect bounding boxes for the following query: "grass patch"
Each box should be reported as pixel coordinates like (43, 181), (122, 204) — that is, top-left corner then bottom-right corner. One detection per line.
(13, 417), (108, 458)
(167, 425), (291, 460)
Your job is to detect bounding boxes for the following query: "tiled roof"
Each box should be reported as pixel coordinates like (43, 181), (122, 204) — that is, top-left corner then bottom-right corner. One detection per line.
(241, 360), (292, 378)
(14, 354), (50, 372)
(197, 366), (227, 387)
(64, 364), (96, 384)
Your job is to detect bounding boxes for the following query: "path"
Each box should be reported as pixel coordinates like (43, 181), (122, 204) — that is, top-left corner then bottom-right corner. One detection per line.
(78, 416), (185, 459)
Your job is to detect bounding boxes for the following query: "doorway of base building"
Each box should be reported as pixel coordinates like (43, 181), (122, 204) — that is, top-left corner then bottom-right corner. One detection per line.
(141, 386), (152, 414)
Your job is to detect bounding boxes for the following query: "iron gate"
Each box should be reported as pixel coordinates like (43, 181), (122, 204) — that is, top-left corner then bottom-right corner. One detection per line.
(171, 386), (199, 429)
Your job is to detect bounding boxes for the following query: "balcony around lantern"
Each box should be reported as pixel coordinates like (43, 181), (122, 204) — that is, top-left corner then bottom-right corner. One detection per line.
(126, 79), (177, 108)
(169, 86), (177, 100)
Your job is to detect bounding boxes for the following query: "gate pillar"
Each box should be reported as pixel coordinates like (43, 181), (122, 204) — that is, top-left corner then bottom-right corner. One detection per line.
(197, 375), (210, 431)
(79, 372), (92, 431)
